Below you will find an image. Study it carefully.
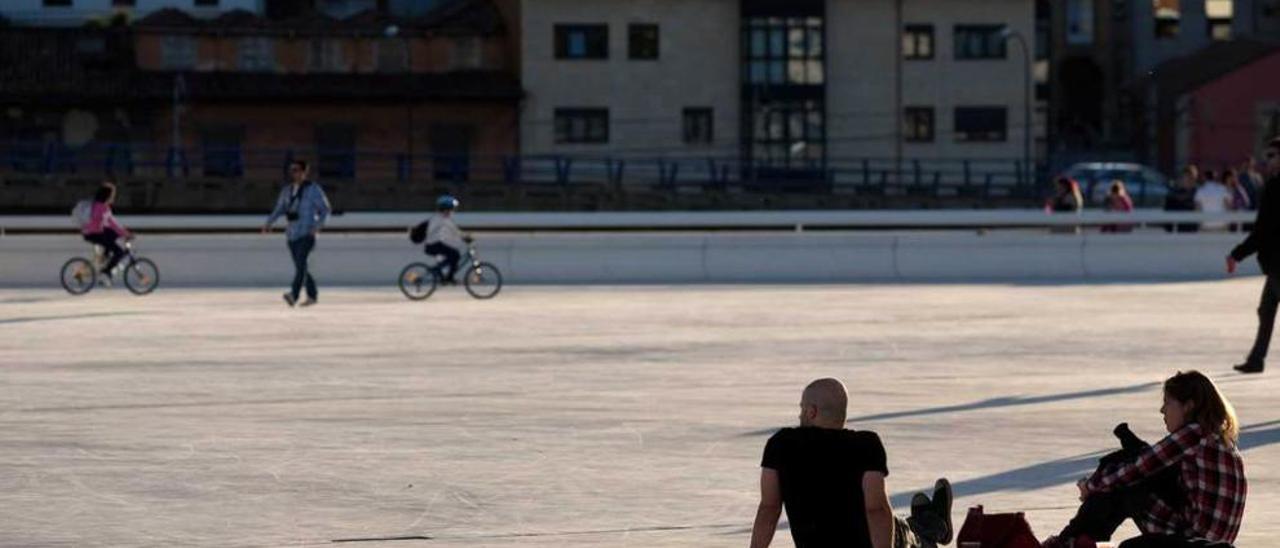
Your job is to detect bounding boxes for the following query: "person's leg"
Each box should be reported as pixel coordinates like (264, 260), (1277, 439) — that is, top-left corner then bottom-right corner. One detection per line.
(287, 237), (307, 302)
(1245, 275), (1280, 368)
(1118, 534), (1234, 548)
(88, 230), (126, 274)
(299, 235), (317, 301)
(1057, 485), (1160, 542)
(893, 515), (934, 548)
(441, 245), (461, 281)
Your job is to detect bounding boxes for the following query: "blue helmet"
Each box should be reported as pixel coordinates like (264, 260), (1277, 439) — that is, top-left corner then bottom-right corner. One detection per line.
(436, 195), (459, 211)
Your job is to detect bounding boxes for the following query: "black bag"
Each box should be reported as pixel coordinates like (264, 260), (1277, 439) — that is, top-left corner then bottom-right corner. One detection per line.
(285, 181), (312, 221)
(409, 220), (429, 244)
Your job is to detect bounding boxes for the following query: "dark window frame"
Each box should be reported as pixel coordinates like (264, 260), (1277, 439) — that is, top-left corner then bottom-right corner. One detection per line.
(554, 24), (609, 60)
(628, 23), (660, 60)
(554, 108), (610, 144)
(683, 107), (714, 144)
(744, 16), (825, 86)
(903, 107), (935, 143)
(954, 24), (1007, 60)
(954, 106), (1008, 142)
(112, 0), (137, 6)
(200, 125), (245, 178)
(903, 24), (935, 61)
(43, 0), (73, 6)
(194, 0), (220, 6)
(315, 124), (358, 179)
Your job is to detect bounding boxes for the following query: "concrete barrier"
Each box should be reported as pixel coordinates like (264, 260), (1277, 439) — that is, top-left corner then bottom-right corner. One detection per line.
(0, 231), (1259, 287)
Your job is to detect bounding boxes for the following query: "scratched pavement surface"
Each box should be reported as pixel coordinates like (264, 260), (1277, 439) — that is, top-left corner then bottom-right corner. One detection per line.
(1, 283), (1277, 547)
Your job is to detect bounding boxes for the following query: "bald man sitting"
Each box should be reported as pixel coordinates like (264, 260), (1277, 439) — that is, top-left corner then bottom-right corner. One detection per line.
(750, 378), (953, 548)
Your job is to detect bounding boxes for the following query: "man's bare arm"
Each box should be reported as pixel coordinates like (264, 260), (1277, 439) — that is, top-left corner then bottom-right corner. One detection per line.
(863, 471), (894, 548)
(749, 468), (783, 548)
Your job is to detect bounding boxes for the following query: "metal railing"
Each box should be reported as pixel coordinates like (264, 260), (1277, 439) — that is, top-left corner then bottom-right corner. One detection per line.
(1, 140), (1041, 197)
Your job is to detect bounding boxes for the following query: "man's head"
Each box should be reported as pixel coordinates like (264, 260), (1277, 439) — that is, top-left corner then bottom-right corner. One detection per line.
(798, 378), (848, 428)
(289, 160), (309, 183)
(1264, 138), (1280, 177)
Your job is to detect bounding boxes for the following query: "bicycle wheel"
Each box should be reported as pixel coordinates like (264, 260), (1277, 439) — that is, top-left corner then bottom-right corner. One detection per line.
(123, 258), (160, 295)
(464, 262), (502, 300)
(60, 257), (96, 295)
(399, 262), (438, 300)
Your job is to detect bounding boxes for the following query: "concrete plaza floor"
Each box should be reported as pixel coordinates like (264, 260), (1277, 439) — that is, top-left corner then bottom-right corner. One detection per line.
(2, 282), (1278, 547)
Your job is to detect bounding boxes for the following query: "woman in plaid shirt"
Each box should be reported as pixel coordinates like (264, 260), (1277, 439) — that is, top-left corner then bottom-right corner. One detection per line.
(1045, 371), (1246, 548)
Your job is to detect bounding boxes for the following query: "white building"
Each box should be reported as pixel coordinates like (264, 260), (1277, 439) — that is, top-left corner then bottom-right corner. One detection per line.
(520, 0), (1035, 183)
(0, 0), (263, 26)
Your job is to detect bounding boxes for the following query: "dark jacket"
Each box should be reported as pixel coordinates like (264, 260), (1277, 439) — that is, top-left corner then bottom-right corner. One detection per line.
(1232, 176), (1279, 274)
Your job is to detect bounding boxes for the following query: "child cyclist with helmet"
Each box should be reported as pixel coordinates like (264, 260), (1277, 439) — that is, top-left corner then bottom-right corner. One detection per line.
(423, 195), (471, 285)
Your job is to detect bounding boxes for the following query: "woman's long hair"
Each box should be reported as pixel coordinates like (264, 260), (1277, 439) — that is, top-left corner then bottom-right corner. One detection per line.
(1164, 370), (1239, 446)
(94, 181), (117, 203)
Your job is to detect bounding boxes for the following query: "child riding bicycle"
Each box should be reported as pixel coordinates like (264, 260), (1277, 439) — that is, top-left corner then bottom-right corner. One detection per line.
(73, 180), (133, 285)
(417, 195), (471, 285)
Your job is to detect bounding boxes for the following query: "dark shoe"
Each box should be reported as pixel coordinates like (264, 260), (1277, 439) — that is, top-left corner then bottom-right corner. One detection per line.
(930, 478), (954, 545)
(299, 298), (317, 307)
(1234, 361), (1264, 374)
(282, 292), (297, 307)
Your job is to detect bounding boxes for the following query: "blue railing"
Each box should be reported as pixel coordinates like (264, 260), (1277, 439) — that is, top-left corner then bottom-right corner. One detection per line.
(0, 140), (1037, 197)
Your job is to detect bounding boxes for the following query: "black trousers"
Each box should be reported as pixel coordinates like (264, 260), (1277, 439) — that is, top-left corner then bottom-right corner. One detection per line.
(1118, 534), (1234, 548)
(288, 235), (317, 301)
(84, 229), (125, 275)
(424, 242), (461, 281)
(1246, 275), (1280, 366)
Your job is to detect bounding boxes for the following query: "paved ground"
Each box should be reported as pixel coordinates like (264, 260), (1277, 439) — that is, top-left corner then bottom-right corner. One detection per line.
(2, 282), (1278, 547)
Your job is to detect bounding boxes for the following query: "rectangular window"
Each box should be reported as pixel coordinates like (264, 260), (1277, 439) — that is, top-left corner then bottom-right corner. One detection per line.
(238, 37), (275, 72)
(954, 107), (1008, 142)
(195, 0), (219, 6)
(43, 0), (72, 6)
(555, 24), (608, 60)
(112, 0), (137, 6)
(450, 36), (483, 70)
(377, 39), (408, 72)
(201, 126), (244, 178)
(1154, 0), (1180, 38)
(1066, 0), (1094, 45)
(954, 25), (1007, 60)
(683, 108), (714, 144)
(1207, 0), (1233, 40)
(315, 124), (357, 179)
(628, 24), (659, 60)
(903, 24), (934, 60)
(554, 108), (609, 144)
(161, 35), (197, 69)
(309, 39), (347, 72)
(745, 16), (824, 85)
(903, 107), (935, 143)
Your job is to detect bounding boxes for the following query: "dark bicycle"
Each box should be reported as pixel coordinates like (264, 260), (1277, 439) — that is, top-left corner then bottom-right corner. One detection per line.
(399, 243), (503, 301)
(60, 239), (160, 295)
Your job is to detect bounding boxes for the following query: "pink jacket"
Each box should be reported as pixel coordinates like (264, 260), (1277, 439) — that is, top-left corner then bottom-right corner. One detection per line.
(82, 202), (129, 237)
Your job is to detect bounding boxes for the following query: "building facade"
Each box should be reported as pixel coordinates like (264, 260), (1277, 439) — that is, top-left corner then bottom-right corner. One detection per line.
(0, 0), (263, 26)
(520, 0), (1035, 183)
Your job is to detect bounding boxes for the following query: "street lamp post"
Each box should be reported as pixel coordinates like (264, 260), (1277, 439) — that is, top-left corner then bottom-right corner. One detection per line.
(1001, 27), (1032, 187)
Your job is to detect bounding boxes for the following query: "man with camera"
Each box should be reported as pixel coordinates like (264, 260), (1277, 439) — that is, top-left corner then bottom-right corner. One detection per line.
(263, 159), (331, 307)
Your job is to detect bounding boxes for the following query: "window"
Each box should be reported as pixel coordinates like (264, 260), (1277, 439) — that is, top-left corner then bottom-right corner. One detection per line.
(954, 25), (1006, 60)
(555, 24), (608, 59)
(554, 109), (609, 144)
(309, 39), (347, 72)
(745, 16), (824, 85)
(1207, 0), (1233, 40)
(450, 36), (483, 70)
(201, 126), (244, 178)
(904, 107), (935, 143)
(749, 100), (825, 166)
(316, 124), (357, 179)
(377, 39), (408, 72)
(1154, 0), (1180, 38)
(43, 0), (72, 6)
(238, 37), (275, 72)
(1066, 0), (1094, 44)
(112, 0), (137, 6)
(683, 108), (713, 144)
(903, 24), (934, 60)
(954, 107), (1007, 142)
(161, 35), (197, 69)
(629, 24), (659, 60)
(195, 0), (219, 6)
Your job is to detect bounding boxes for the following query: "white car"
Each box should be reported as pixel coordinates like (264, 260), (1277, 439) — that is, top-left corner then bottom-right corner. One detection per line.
(1060, 162), (1171, 207)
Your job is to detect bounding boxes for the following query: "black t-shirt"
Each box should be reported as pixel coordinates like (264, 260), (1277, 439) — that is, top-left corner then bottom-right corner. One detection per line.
(761, 427), (889, 548)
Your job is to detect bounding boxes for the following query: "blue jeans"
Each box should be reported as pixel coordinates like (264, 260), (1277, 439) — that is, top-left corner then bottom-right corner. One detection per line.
(288, 235), (317, 301)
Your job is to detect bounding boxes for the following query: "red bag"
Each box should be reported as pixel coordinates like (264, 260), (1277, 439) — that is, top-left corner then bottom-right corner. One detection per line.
(955, 505), (1041, 548)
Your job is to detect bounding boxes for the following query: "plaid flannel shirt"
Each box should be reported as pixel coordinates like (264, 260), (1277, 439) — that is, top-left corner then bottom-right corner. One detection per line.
(1084, 423), (1246, 543)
